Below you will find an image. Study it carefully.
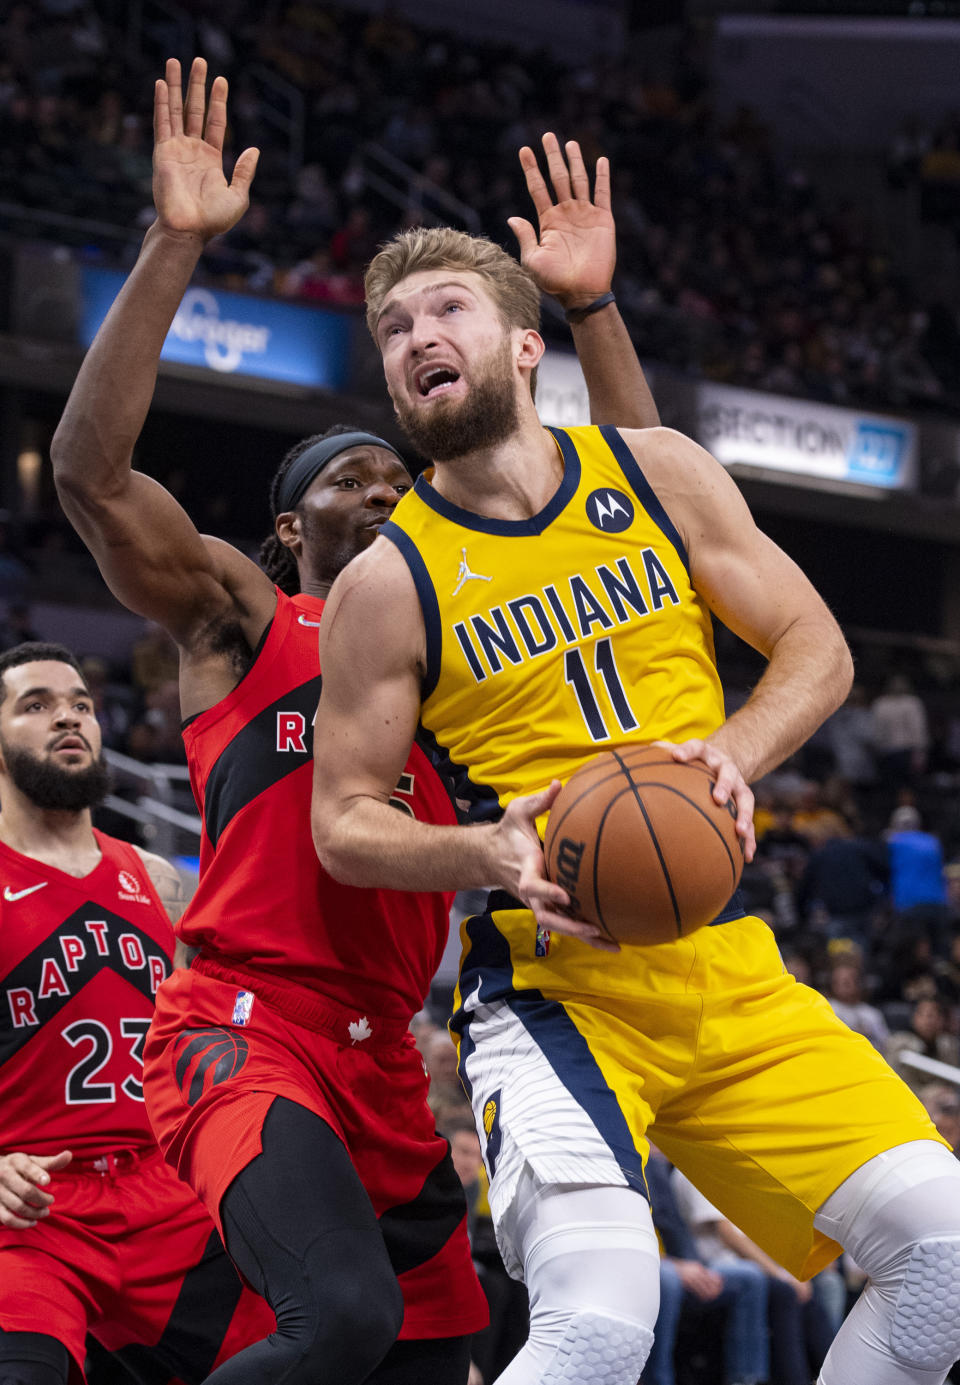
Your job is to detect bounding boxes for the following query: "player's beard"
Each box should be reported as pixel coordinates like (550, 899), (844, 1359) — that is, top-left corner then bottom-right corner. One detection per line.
(394, 339), (519, 462)
(0, 739), (110, 811)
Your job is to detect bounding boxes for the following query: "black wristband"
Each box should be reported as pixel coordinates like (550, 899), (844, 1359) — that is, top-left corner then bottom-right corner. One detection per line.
(564, 291), (615, 325)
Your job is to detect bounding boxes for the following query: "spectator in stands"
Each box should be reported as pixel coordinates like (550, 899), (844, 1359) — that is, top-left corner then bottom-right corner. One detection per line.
(824, 958), (890, 1055)
(671, 1167), (835, 1385)
(934, 906), (960, 1003)
(870, 675), (930, 796)
(126, 677), (187, 765)
(423, 1027), (469, 1115)
(78, 654), (131, 750)
(886, 803), (950, 960)
(887, 997), (960, 1089)
(826, 682), (877, 788)
(796, 820), (887, 956)
(284, 162), (339, 248)
(129, 620), (178, 697)
(0, 524), (31, 602)
(0, 601), (41, 650)
(919, 1081), (960, 1154)
(451, 1114), (529, 1385)
(436, 1109), (486, 1385)
(877, 926), (942, 1010)
(645, 1146), (769, 1385)
(887, 117), (931, 189)
(791, 782), (847, 844)
(757, 799), (811, 880)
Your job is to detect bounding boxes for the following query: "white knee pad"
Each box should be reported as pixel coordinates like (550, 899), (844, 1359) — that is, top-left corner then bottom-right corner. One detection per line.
(815, 1140), (960, 1379)
(540, 1313), (654, 1385)
(493, 1167), (660, 1385)
(889, 1234), (960, 1370)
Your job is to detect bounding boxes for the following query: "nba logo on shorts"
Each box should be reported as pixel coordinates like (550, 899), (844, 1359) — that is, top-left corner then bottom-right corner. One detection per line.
(536, 923), (551, 957)
(232, 989), (255, 1026)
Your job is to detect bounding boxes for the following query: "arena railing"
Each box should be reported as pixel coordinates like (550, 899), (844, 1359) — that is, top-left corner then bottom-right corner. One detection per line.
(359, 141), (482, 234)
(102, 747), (200, 862)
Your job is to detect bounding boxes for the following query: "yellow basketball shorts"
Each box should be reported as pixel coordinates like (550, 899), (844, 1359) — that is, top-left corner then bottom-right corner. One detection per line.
(453, 906), (945, 1280)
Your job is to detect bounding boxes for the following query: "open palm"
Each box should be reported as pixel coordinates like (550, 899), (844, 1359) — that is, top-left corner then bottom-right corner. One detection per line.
(509, 133), (616, 304)
(152, 57), (258, 242)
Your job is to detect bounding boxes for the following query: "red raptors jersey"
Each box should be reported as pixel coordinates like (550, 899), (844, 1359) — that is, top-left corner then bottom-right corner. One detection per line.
(0, 831), (173, 1157)
(178, 590), (455, 1019)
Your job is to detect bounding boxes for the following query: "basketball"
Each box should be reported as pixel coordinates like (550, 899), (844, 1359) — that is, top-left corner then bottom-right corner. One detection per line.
(544, 745), (744, 946)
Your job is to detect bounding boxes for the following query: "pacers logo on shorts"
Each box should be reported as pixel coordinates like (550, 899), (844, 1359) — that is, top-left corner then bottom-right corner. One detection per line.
(482, 1089), (503, 1177)
(174, 1027), (249, 1107)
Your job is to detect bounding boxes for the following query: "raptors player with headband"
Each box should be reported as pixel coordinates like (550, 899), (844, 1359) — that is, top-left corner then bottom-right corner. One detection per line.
(51, 57), (658, 1385)
(0, 642), (276, 1385)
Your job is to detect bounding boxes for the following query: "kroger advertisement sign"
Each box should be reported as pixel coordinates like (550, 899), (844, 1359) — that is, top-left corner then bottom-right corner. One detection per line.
(79, 269), (350, 389)
(695, 382), (917, 490)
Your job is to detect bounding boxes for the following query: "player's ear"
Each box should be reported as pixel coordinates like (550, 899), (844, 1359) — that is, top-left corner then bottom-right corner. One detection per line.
(517, 328), (544, 374)
(275, 510), (302, 556)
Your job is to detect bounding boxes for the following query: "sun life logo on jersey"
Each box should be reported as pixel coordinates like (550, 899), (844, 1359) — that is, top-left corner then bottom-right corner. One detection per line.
(585, 488), (634, 534)
(117, 868), (151, 905)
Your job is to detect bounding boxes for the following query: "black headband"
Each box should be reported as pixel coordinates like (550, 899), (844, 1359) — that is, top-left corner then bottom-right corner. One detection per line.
(276, 431), (405, 513)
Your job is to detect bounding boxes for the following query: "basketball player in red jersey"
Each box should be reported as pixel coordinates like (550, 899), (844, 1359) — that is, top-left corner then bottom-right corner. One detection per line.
(50, 58), (658, 1385)
(0, 642), (277, 1385)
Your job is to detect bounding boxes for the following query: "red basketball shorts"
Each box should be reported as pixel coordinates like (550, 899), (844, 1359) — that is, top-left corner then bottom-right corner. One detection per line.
(144, 957), (487, 1341)
(0, 1145), (276, 1383)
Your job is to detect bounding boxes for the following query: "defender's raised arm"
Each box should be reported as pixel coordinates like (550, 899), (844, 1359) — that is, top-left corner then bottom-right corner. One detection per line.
(51, 59), (265, 662)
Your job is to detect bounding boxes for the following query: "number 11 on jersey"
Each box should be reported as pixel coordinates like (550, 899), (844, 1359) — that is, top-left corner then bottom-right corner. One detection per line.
(564, 637), (639, 743)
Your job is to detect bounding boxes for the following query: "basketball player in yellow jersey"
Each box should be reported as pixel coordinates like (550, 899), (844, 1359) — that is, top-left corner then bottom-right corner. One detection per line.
(311, 141), (960, 1385)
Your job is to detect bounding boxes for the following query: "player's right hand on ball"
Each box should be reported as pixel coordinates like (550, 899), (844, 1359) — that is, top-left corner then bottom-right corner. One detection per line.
(654, 738), (757, 862)
(0, 1150), (72, 1228)
(495, 783), (619, 951)
(153, 57), (259, 242)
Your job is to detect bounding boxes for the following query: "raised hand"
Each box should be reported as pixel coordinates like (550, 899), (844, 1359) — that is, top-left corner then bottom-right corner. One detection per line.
(153, 57), (259, 242)
(508, 132), (615, 310)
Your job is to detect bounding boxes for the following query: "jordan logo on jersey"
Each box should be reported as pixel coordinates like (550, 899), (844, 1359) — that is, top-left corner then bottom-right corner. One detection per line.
(452, 548), (492, 597)
(585, 488), (635, 533)
(174, 1027), (250, 1107)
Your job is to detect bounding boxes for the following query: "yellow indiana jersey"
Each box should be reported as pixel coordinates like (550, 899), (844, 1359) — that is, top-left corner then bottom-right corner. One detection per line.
(382, 425), (725, 823)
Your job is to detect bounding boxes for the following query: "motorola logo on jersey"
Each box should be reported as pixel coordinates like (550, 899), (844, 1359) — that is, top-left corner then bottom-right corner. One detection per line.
(585, 489), (634, 533)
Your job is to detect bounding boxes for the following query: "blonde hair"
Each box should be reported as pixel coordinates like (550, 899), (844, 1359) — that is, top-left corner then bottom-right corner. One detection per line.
(365, 226), (541, 341)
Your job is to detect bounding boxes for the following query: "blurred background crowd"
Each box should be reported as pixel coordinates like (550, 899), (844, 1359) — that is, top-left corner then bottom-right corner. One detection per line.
(4, 0), (960, 414)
